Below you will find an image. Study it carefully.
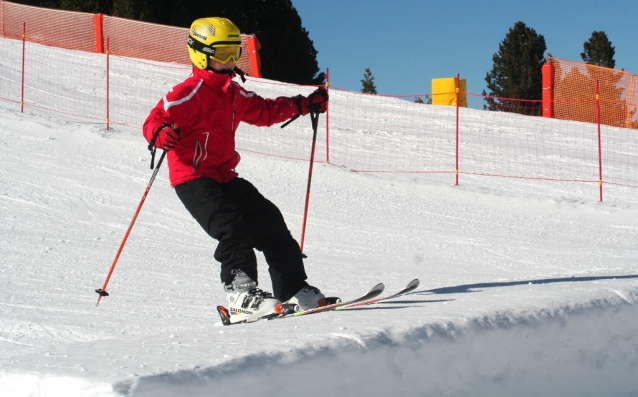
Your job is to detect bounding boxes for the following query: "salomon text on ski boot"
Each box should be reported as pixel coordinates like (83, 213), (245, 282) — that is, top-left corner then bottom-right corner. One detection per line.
(221, 270), (283, 324)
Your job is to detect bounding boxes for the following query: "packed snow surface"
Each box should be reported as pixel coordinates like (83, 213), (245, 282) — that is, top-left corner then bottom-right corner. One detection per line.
(1, 38), (638, 397)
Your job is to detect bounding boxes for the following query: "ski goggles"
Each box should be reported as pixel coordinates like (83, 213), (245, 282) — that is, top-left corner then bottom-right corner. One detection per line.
(208, 45), (242, 64)
(188, 35), (243, 64)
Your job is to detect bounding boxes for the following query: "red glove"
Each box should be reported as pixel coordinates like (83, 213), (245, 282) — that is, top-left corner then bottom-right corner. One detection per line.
(297, 87), (329, 115)
(154, 124), (180, 150)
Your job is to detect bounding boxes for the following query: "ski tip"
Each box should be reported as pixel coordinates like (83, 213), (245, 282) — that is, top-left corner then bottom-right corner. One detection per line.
(371, 282), (385, 293)
(404, 279), (420, 293)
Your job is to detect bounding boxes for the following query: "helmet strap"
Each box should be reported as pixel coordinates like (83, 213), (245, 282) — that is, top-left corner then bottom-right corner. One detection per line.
(234, 66), (247, 83)
(208, 64), (246, 83)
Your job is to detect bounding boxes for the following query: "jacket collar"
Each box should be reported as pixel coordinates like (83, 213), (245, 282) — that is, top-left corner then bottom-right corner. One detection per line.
(192, 67), (234, 92)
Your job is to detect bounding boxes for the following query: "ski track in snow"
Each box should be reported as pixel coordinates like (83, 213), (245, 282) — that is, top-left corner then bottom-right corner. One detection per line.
(1, 38), (638, 396)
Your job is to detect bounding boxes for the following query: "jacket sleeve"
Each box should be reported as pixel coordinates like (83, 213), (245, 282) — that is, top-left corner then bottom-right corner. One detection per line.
(237, 86), (301, 127)
(143, 99), (173, 144)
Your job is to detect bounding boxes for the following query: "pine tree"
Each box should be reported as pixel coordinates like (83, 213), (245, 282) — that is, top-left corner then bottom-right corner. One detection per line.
(581, 31), (615, 68)
(7, 0), (43, 5)
(138, 0), (189, 25)
(246, 0), (324, 85)
(361, 68), (377, 94)
(483, 21), (546, 114)
(57, 0), (111, 13)
(111, 0), (155, 21)
(414, 96), (432, 104)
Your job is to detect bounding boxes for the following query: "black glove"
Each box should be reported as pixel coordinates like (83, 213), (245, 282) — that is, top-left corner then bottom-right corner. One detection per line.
(154, 124), (181, 150)
(298, 87), (329, 115)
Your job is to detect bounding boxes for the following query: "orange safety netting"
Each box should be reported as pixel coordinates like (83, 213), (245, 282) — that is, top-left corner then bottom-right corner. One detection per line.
(0, 0), (259, 76)
(1, 1), (95, 52)
(101, 15), (254, 74)
(549, 56), (638, 129)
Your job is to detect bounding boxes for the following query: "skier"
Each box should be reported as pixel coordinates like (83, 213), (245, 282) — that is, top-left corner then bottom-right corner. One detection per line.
(143, 17), (329, 322)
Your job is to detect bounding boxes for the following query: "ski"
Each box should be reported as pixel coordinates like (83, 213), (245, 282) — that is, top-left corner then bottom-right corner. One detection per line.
(334, 278), (420, 311)
(289, 282), (386, 317)
(216, 282), (384, 326)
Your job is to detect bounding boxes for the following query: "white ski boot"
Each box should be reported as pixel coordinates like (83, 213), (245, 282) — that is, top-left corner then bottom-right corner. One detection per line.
(223, 270), (283, 323)
(285, 285), (327, 312)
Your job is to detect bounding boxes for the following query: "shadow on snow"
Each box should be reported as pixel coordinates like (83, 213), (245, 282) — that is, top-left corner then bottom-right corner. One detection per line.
(419, 274), (638, 295)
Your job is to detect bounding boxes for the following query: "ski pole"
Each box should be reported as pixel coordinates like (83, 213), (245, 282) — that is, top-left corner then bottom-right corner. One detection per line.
(95, 149), (167, 306)
(299, 109), (320, 253)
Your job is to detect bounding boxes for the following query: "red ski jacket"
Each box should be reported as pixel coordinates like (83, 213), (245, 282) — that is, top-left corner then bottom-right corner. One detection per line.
(143, 67), (301, 187)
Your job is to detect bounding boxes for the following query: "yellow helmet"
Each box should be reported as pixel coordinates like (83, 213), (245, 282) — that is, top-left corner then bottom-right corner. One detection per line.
(187, 17), (242, 70)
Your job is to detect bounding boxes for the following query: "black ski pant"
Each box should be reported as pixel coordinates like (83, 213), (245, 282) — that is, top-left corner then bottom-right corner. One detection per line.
(175, 176), (308, 301)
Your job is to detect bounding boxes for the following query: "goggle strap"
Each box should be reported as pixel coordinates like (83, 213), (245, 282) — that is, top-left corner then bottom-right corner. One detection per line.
(211, 41), (243, 46)
(188, 35), (241, 56)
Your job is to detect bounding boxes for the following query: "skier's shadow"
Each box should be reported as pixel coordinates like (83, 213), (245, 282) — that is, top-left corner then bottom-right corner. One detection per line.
(414, 274), (638, 295)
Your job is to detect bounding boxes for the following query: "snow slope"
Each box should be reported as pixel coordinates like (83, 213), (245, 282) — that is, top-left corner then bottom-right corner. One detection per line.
(1, 40), (638, 397)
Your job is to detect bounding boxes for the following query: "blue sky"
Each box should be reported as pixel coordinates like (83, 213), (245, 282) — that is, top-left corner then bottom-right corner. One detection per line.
(292, 0), (638, 96)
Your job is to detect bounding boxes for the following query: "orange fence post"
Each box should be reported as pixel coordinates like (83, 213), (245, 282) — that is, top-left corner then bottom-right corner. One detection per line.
(94, 13), (104, 53)
(455, 74), (460, 186)
(246, 35), (262, 78)
(106, 37), (110, 130)
(595, 81), (603, 202)
(542, 62), (554, 118)
(626, 75), (635, 128)
(21, 22), (25, 113)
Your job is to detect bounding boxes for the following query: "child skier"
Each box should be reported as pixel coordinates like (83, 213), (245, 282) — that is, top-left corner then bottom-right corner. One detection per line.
(143, 17), (329, 322)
